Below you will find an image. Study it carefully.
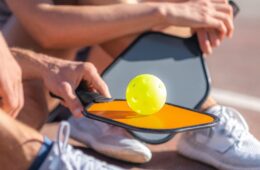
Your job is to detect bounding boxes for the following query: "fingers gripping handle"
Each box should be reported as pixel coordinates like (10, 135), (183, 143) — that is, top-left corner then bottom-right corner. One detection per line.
(50, 81), (113, 105)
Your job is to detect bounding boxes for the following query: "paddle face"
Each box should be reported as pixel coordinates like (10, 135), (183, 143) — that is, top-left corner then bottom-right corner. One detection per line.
(83, 100), (218, 133)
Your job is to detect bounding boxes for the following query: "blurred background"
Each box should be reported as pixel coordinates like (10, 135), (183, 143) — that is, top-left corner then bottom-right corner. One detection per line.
(42, 1), (260, 169)
(112, 1), (260, 169)
(208, 0), (260, 140)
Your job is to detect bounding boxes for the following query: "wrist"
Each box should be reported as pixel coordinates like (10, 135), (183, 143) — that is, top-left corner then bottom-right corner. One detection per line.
(10, 48), (49, 80)
(152, 2), (184, 27)
(144, 2), (169, 27)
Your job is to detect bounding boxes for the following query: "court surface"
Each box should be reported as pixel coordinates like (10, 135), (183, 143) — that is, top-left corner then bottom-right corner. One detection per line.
(42, 1), (260, 169)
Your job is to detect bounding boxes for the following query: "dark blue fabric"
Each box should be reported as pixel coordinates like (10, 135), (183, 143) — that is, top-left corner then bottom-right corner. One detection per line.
(28, 137), (53, 170)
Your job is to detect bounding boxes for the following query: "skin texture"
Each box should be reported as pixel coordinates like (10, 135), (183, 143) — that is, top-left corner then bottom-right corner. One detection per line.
(12, 47), (110, 120)
(0, 33), (24, 117)
(2, 0), (233, 127)
(0, 109), (43, 170)
(5, 0), (233, 50)
(0, 0), (231, 167)
(0, 31), (110, 170)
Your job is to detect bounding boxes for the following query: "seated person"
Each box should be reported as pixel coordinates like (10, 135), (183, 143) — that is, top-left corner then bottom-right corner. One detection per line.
(0, 32), (121, 170)
(2, 0), (260, 169)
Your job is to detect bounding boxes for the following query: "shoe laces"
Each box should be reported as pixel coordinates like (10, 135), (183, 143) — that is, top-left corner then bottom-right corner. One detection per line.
(50, 121), (110, 170)
(215, 107), (249, 147)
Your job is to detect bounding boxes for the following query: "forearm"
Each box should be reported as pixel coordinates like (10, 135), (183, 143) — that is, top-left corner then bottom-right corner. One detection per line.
(11, 48), (50, 80)
(142, 0), (185, 2)
(78, 0), (139, 5)
(0, 33), (15, 62)
(6, 1), (165, 49)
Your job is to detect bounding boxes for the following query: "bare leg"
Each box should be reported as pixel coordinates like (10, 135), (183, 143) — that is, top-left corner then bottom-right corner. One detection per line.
(78, 0), (217, 110)
(3, 1), (216, 131)
(2, 16), (78, 60)
(2, 16), (80, 129)
(0, 109), (43, 170)
(2, 3), (131, 129)
(17, 79), (49, 130)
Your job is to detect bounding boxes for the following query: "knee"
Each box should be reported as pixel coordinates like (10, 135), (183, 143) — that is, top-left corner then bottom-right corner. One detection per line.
(17, 79), (49, 130)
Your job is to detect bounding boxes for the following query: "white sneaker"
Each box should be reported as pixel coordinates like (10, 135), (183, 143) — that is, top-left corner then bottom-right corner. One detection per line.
(68, 117), (152, 163)
(40, 121), (122, 170)
(177, 105), (260, 170)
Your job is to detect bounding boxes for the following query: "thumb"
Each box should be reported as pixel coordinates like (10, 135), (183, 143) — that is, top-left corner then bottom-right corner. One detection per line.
(86, 70), (111, 98)
(60, 82), (83, 118)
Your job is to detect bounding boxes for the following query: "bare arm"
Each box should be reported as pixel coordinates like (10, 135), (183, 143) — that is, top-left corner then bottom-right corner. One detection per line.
(6, 0), (163, 48)
(0, 33), (23, 117)
(6, 0), (232, 49)
(11, 47), (110, 117)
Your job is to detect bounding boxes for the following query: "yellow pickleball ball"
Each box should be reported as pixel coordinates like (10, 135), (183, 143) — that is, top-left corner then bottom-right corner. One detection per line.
(126, 74), (167, 115)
